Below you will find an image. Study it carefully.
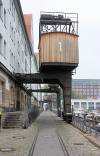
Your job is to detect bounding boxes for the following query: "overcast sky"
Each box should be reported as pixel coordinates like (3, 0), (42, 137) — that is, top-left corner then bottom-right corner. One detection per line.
(20, 0), (100, 79)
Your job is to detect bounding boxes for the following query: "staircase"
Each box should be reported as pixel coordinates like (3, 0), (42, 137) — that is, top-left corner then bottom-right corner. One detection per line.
(1, 111), (29, 129)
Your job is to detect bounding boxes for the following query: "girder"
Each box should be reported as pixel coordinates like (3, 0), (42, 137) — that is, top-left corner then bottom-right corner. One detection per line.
(28, 88), (59, 93)
(15, 72), (64, 88)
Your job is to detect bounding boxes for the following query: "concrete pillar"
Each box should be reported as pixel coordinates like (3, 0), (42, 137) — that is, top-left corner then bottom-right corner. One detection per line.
(62, 72), (72, 122)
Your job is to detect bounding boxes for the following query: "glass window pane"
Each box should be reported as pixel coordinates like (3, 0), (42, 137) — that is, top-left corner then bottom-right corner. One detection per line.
(88, 102), (94, 111)
(74, 102), (79, 109)
(81, 102), (87, 110)
(96, 103), (100, 109)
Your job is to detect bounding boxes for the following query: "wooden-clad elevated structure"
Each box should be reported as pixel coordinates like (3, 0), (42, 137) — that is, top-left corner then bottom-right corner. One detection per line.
(39, 12), (79, 72)
(39, 32), (79, 71)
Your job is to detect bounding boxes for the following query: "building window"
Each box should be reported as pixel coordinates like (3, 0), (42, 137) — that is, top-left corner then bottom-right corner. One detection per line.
(13, 55), (15, 70)
(14, 31), (15, 45)
(74, 102), (79, 110)
(10, 51), (15, 69)
(10, 0), (12, 11)
(0, 0), (3, 20)
(11, 27), (13, 41)
(4, 40), (6, 58)
(96, 103), (100, 110)
(11, 52), (13, 66)
(4, 9), (6, 27)
(17, 41), (20, 55)
(12, 1), (14, 16)
(25, 44), (27, 56)
(81, 102), (87, 110)
(22, 50), (24, 63)
(10, 22), (11, 37)
(10, 51), (12, 65)
(10, 23), (13, 41)
(0, 34), (2, 55)
(14, 7), (15, 21)
(88, 102), (94, 111)
(17, 62), (20, 73)
(25, 59), (27, 72)
(18, 20), (20, 34)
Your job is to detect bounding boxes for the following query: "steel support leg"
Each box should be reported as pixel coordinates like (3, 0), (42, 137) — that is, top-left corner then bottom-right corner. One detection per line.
(57, 91), (61, 117)
(62, 72), (72, 122)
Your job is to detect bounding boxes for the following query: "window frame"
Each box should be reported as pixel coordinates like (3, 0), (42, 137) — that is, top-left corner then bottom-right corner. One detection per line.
(4, 8), (7, 28)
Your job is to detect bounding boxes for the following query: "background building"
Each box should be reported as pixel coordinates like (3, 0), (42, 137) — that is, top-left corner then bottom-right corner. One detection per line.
(72, 79), (100, 111)
(72, 79), (100, 99)
(24, 14), (42, 106)
(71, 99), (100, 111)
(24, 14), (34, 45)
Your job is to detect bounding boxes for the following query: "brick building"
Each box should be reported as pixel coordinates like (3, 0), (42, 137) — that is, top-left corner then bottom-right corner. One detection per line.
(72, 79), (100, 111)
(72, 79), (100, 99)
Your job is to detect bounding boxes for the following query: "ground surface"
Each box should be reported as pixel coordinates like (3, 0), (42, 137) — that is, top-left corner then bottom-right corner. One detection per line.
(32, 111), (100, 156)
(0, 111), (100, 156)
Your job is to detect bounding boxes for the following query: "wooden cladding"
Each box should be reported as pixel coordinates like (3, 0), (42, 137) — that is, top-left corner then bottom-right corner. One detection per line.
(39, 32), (79, 65)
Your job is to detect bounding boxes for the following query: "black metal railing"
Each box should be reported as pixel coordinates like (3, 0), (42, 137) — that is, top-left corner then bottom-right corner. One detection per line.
(72, 114), (100, 136)
(39, 12), (78, 36)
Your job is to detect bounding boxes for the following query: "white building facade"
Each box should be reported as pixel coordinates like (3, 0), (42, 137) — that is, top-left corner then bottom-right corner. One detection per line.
(0, 0), (39, 112)
(71, 99), (100, 111)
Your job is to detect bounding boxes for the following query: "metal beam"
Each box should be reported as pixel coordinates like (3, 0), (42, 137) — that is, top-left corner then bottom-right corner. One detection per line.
(28, 88), (59, 93)
(15, 72), (63, 88)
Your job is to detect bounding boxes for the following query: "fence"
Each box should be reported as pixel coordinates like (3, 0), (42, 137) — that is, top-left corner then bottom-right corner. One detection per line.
(72, 114), (100, 136)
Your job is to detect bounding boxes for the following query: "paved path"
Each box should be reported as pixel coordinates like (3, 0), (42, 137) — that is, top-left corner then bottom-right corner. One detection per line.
(32, 111), (100, 156)
(0, 123), (38, 156)
(0, 111), (100, 156)
(33, 111), (65, 156)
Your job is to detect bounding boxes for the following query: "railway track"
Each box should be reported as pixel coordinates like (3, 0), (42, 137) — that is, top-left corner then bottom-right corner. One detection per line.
(28, 127), (69, 156)
(28, 128), (39, 156)
(27, 111), (100, 156)
(56, 130), (70, 156)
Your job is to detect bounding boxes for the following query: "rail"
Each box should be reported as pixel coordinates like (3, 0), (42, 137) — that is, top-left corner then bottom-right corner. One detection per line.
(28, 128), (39, 156)
(56, 130), (70, 156)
